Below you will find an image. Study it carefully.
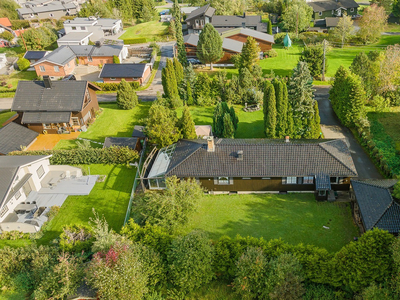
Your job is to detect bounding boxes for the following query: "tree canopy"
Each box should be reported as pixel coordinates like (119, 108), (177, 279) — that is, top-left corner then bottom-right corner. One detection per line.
(197, 23), (223, 70)
(282, 0), (313, 36)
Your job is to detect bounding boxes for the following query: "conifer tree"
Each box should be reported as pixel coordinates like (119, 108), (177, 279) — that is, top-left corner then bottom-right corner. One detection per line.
(287, 61), (315, 138)
(312, 100), (321, 138)
(273, 79), (287, 138)
(267, 19), (273, 35)
(116, 79), (137, 110)
(172, 0), (188, 67)
(240, 37), (261, 71)
(179, 105), (197, 139)
(197, 23), (223, 70)
(213, 102), (224, 136)
(229, 106), (239, 130)
(263, 80), (277, 138)
(173, 57), (184, 86)
(162, 59), (181, 108)
(222, 113), (235, 138)
(187, 84), (194, 105)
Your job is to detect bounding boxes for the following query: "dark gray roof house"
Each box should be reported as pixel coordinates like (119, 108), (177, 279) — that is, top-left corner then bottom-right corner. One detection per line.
(185, 4), (216, 22)
(308, 0), (359, 19)
(132, 125), (146, 138)
(23, 51), (48, 62)
(99, 63), (150, 79)
(146, 138), (357, 194)
(0, 123), (38, 155)
(31, 46), (76, 67)
(351, 179), (400, 234)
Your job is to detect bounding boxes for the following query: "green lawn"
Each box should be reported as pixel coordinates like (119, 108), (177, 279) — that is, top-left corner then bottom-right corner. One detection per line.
(0, 239), (31, 249)
(176, 105), (268, 138)
(0, 110), (16, 127)
(120, 21), (170, 42)
(0, 290), (27, 300)
(38, 164), (135, 244)
(180, 193), (358, 252)
(0, 71), (38, 91)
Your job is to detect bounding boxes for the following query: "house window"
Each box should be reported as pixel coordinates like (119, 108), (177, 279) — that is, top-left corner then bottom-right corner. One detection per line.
(0, 206), (9, 218)
(216, 177), (232, 185)
(350, 8), (354, 12)
(332, 10), (334, 14)
(303, 176), (314, 184)
(43, 123), (51, 129)
(54, 66), (59, 72)
(36, 165), (45, 179)
(330, 177), (339, 184)
(110, 77), (116, 80)
(15, 190), (21, 200)
(262, 177), (271, 180)
(49, 13), (53, 17)
(283, 177), (297, 184)
(72, 26), (76, 30)
(81, 26), (85, 30)
(88, 57), (93, 62)
(39, 66), (45, 72)
(242, 177), (251, 180)
(318, 11), (322, 16)
(297, 177), (303, 184)
(71, 117), (80, 126)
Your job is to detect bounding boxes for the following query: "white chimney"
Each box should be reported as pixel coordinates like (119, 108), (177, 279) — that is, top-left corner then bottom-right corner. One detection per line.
(285, 136), (290, 143)
(237, 150), (243, 160)
(207, 136), (215, 152)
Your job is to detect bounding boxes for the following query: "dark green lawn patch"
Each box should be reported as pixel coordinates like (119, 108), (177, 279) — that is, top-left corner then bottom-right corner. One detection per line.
(0, 110), (16, 127)
(180, 193), (358, 252)
(38, 164), (135, 245)
(0, 239), (31, 249)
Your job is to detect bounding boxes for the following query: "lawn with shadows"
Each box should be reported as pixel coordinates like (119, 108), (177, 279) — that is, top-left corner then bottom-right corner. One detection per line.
(120, 21), (170, 42)
(176, 105), (264, 138)
(180, 193), (358, 252)
(0, 110), (16, 127)
(38, 164), (135, 244)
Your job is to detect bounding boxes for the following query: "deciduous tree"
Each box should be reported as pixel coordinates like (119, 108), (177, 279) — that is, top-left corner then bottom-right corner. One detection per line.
(350, 51), (379, 99)
(358, 4), (387, 43)
(282, 0), (313, 36)
(197, 23), (223, 70)
(332, 14), (354, 48)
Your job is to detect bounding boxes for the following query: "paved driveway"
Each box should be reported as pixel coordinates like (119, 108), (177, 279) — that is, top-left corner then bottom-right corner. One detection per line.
(315, 86), (382, 179)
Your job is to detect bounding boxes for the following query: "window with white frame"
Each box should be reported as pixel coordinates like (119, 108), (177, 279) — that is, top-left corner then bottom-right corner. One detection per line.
(88, 57), (92, 62)
(39, 66), (45, 72)
(110, 77), (116, 80)
(303, 176), (314, 184)
(319, 11), (322, 16)
(0, 206), (9, 218)
(71, 117), (79, 126)
(36, 165), (45, 179)
(350, 8), (354, 12)
(283, 177), (297, 184)
(217, 177), (230, 185)
(15, 190), (21, 200)
(54, 66), (59, 72)
(330, 177), (339, 184)
(43, 123), (51, 129)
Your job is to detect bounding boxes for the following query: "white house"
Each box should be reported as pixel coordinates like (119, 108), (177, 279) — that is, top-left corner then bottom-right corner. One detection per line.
(57, 32), (93, 46)
(62, 17), (123, 42)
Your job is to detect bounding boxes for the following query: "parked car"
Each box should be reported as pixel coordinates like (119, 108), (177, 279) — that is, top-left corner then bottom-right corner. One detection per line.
(159, 9), (169, 15)
(62, 74), (76, 81)
(187, 58), (201, 65)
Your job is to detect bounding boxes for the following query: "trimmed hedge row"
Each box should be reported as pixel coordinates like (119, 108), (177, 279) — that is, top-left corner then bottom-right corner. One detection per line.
(93, 81), (140, 91)
(0, 89), (16, 93)
(9, 146), (139, 165)
(123, 37), (147, 45)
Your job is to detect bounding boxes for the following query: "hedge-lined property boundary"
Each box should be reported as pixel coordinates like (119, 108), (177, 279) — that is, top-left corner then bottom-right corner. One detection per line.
(92, 81), (140, 91)
(123, 37), (147, 45)
(9, 147), (139, 165)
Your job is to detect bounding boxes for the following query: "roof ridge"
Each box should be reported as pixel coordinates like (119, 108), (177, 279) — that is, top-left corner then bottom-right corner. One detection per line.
(372, 197), (395, 228)
(319, 140), (357, 176)
(166, 141), (204, 175)
(351, 179), (396, 190)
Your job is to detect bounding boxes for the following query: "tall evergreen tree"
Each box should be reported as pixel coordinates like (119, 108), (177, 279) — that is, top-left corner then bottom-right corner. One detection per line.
(267, 19), (273, 35)
(312, 100), (321, 138)
(116, 79), (138, 110)
(187, 84), (194, 105)
(240, 37), (261, 71)
(263, 80), (277, 138)
(229, 106), (239, 130)
(173, 57), (184, 86)
(162, 59), (181, 108)
(222, 113), (235, 138)
(287, 61), (315, 138)
(180, 105), (197, 139)
(172, 0), (188, 66)
(350, 52), (377, 100)
(273, 79), (287, 138)
(213, 102), (224, 136)
(197, 23), (223, 70)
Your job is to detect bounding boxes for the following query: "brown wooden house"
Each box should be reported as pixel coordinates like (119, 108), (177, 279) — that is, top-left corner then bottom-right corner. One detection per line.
(220, 28), (275, 52)
(11, 76), (101, 134)
(145, 137), (358, 199)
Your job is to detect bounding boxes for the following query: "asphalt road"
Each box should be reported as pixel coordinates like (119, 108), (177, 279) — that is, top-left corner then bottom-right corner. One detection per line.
(315, 86), (382, 179)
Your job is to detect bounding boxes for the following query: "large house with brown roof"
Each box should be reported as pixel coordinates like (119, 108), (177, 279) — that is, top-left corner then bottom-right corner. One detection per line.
(145, 137), (358, 199)
(11, 76), (100, 134)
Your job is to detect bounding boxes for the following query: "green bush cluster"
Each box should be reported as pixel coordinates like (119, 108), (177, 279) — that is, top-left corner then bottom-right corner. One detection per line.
(264, 49), (278, 58)
(9, 146), (139, 165)
(10, 19), (30, 30)
(92, 81), (140, 91)
(0, 88), (16, 93)
(59, 224), (95, 253)
(0, 231), (30, 240)
(123, 37), (147, 44)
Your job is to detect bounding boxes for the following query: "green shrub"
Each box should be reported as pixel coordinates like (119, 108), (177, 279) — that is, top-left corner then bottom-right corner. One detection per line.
(17, 58), (31, 71)
(10, 20), (30, 30)
(123, 37), (147, 44)
(299, 32), (328, 44)
(0, 231), (30, 240)
(113, 55), (120, 64)
(0, 31), (13, 42)
(264, 49), (278, 58)
(9, 146), (139, 165)
(59, 224), (95, 253)
(92, 81), (140, 91)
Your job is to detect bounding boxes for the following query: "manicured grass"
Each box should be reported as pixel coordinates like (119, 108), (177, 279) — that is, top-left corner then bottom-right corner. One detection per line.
(0, 239), (31, 249)
(39, 164), (136, 244)
(176, 105), (265, 138)
(260, 44), (303, 77)
(0, 110), (16, 127)
(385, 23), (400, 32)
(180, 193), (358, 252)
(0, 71), (38, 91)
(120, 21), (170, 42)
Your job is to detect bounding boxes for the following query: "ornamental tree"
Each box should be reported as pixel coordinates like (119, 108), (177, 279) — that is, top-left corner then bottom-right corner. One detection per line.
(332, 14), (354, 48)
(116, 79), (138, 110)
(282, 0), (313, 36)
(358, 4), (387, 43)
(197, 23), (223, 70)
(264, 80), (277, 138)
(179, 105), (197, 139)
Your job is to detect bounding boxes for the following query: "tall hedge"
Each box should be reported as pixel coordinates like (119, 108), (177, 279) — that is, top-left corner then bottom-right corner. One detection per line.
(9, 147), (139, 165)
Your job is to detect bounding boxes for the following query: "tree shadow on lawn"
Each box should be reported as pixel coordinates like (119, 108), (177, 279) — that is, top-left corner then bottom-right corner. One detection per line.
(261, 68), (294, 77)
(235, 119), (264, 138)
(199, 194), (356, 252)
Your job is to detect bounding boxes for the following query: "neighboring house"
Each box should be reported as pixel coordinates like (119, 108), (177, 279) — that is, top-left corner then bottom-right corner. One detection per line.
(195, 125), (212, 138)
(351, 179), (400, 235)
(145, 137), (358, 198)
(307, 0), (359, 19)
(221, 28), (275, 52)
(23, 50), (49, 65)
(0, 53), (7, 68)
(0, 17), (12, 35)
(31, 44), (127, 78)
(184, 33), (243, 63)
(103, 137), (142, 152)
(11, 76), (101, 134)
(185, 4), (268, 34)
(0, 122), (38, 155)
(99, 63), (152, 84)
(17, 1), (78, 20)
(0, 155), (96, 233)
(0, 39), (10, 48)
(57, 32), (93, 46)
(63, 17), (123, 42)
